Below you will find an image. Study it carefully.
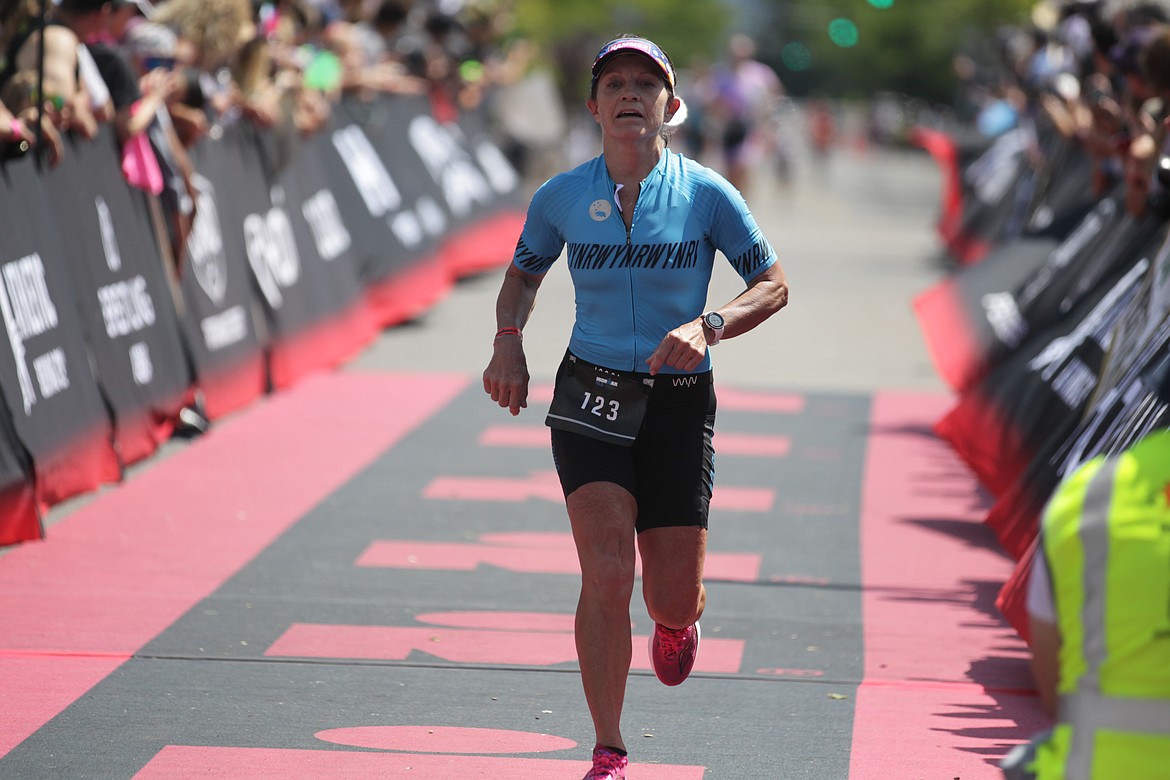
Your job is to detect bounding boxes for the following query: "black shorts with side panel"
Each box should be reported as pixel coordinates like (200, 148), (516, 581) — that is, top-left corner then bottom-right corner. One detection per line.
(549, 354), (716, 533)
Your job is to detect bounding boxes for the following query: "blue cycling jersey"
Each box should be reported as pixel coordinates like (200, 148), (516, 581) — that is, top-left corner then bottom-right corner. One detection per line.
(513, 148), (777, 374)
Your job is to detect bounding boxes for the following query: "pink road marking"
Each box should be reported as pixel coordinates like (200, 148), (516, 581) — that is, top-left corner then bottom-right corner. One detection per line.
(781, 502), (846, 516)
(478, 425), (551, 447)
(315, 725), (576, 753)
(529, 382), (555, 404)
(413, 612), (577, 632)
(0, 372), (469, 760)
(717, 387), (805, 413)
(358, 538), (579, 573)
(479, 425), (791, 458)
(714, 432), (792, 457)
(264, 623), (745, 673)
(0, 656), (128, 755)
(714, 486), (774, 512)
(849, 392), (1046, 779)
(133, 745), (705, 779)
(423, 471), (774, 512)
(356, 532), (762, 582)
(424, 471), (564, 502)
(479, 531), (569, 548)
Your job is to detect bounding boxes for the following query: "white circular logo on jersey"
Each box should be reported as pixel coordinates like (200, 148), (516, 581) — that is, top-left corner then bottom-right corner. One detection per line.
(589, 199), (612, 222)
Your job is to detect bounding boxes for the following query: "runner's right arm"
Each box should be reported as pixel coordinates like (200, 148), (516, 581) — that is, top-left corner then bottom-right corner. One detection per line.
(483, 265), (544, 416)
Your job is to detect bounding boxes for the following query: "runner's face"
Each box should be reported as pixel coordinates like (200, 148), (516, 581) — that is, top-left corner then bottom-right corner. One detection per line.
(589, 54), (674, 139)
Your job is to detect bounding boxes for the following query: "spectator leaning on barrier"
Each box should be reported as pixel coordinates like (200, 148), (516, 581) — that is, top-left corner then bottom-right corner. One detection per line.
(150, 0), (275, 135)
(123, 20), (199, 266)
(1001, 365), (1170, 779)
(0, 0), (100, 162)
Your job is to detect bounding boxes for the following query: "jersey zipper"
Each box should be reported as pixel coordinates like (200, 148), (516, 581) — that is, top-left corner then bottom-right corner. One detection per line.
(627, 189), (639, 366)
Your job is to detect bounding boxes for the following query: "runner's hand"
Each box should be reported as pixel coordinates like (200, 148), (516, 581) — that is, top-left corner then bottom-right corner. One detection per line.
(645, 318), (707, 375)
(483, 338), (529, 415)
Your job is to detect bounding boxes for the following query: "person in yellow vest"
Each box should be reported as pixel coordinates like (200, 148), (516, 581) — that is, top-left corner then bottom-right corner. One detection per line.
(1002, 363), (1170, 779)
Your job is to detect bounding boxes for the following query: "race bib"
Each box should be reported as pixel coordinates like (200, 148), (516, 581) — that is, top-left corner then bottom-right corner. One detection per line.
(546, 354), (653, 446)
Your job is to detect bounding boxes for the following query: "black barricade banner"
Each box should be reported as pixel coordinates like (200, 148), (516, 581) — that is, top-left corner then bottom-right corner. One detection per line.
(1054, 243), (1170, 473)
(949, 126), (1035, 265)
(938, 255), (1149, 520)
(912, 127), (979, 255)
(42, 131), (193, 466)
(444, 103), (526, 276)
(328, 97), (450, 325)
(914, 115), (1170, 644)
(0, 381), (37, 545)
(182, 125), (268, 419)
(1022, 136), (1098, 243)
(915, 236), (1060, 391)
(400, 97), (498, 234)
(0, 154), (121, 509)
(919, 193), (1168, 395)
(1010, 192), (1165, 338)
(993, 312), (1170, 641)
(251, 124), (377, 390)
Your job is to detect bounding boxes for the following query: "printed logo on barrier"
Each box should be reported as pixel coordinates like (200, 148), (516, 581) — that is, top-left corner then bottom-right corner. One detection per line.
(186, 174), (229, 306)
(0, 253), (65, 413)
(1028, 259), (1148, 383)
(91, 196), (160, 385)
(416, 195), (448, 237)
(301, 189), (352, 262)
(389, 195), (449, 249)
(1153, 236), (1170, 321)
(96, 277), (156, 340)
(243, 187), (301, 309)
(390, 210), (423, 248)
(982, 291), (1027, 349)
(95, 196), (122, 273)
(408, 115), (493, 218)
(474, 139), (519, 195)
(332, 124), (402, 218)
(589, 199), (612, 222)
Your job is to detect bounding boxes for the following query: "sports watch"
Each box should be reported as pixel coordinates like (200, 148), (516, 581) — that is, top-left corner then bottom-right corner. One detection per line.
(702, 311), (725, 345)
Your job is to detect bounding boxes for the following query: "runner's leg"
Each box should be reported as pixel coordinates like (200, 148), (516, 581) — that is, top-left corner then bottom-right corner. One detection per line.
(568, 481), (638, 753)
(639, 525), (707, 629)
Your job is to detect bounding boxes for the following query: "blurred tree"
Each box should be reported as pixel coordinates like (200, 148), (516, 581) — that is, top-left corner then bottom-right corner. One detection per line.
(505, 0), (1035, 105)
(509, 0), (731, 103)
(774, 0), (1035, 102)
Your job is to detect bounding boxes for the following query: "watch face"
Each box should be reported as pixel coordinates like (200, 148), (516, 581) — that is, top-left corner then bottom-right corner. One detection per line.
(705, 312), (725, 329)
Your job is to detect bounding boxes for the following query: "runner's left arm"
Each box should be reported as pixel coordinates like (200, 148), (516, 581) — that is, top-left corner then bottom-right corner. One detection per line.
(646, 261), (788, 375)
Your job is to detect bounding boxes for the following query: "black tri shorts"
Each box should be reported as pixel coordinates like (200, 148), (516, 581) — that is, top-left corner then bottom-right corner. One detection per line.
(549, 353), (716, 533)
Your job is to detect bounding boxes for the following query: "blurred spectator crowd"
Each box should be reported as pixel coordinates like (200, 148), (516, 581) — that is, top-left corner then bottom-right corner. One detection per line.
(0, 0), (534, 261)
(954, 0), (1170, 222)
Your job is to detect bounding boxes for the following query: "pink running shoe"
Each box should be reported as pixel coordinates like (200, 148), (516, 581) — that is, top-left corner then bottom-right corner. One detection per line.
(649, 622), (701, 686)
(583, 744), (628, 779)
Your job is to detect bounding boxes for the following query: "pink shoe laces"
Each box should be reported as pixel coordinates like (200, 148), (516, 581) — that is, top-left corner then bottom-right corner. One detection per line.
(657, 625), (692, 659)
(584, 745), (628, 779)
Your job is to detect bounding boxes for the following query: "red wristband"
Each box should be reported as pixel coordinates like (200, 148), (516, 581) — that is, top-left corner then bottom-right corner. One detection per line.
(494, 327), (522, 340)
(9, 119), (24, 141)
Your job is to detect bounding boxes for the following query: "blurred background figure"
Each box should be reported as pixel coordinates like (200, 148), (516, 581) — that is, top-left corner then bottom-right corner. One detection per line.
(806, 96), (835, 165)
(704, 32), (786, 196)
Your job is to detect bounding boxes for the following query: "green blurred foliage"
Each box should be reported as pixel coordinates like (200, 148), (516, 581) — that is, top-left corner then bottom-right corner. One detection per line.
(506, 0), (1036, 105)
(509, 0), (731, 101)
(768, 0), (1036, 102)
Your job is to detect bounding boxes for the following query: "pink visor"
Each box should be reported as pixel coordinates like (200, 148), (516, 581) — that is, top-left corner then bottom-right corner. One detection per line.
(591, 37), (676, 89)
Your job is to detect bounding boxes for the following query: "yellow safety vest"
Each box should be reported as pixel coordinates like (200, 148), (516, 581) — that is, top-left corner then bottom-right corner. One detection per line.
(1033, 428), (1170, 780)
